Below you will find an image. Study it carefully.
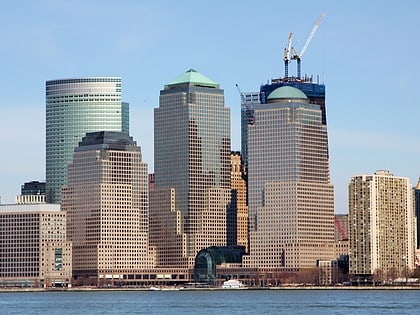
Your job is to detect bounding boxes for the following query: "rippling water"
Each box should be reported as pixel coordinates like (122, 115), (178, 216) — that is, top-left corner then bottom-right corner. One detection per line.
(1, 289), (420, 314)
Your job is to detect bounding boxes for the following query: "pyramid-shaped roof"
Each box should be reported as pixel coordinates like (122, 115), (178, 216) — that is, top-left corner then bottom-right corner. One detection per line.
(165, 69), (219, 88)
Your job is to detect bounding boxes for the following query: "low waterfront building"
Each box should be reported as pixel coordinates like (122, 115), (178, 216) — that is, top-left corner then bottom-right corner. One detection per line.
(0, 204), (72, 287)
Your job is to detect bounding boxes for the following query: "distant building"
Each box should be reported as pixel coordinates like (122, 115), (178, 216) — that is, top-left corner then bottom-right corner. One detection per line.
(148, 173), (155, 191)
(227, 152), (248, 252)
(15, 181), (46, 204)
(334, 214), (349, 258)
(318, 260), (338, 285)
(0, 204), (72, 287)
(240, 91), (259, 171)
(244, 86), (334, 270)
(414, 178), (420, 249)
(46, 77), (129, 204)
(349, 170), (416, 283)
(62, 131), (155, 281)
(150, 69), (231, 268)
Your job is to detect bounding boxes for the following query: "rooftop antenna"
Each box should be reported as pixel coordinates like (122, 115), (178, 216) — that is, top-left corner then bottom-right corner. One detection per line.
(291, 13), (325, 79)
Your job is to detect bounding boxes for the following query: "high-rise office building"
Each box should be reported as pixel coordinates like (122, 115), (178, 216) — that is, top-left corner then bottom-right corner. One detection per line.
(227, 151), (248, 252)
(243, 86), (334, 269)
(414, 178), (420, 249)
(348, 170), (416, 282)
(0, 204), (72, 287)
(62, 131), (154, 279)
(46, 77), (129, 204)
(151, 69), (231, 268)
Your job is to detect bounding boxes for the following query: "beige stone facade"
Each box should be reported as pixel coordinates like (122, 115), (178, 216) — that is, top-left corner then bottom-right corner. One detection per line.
(245, 87), (335, 270)
(62, 132), (155, 280)
(227, 152), (249, 252)
(0, 204), (72, 287)
(349, 170), (416, 280)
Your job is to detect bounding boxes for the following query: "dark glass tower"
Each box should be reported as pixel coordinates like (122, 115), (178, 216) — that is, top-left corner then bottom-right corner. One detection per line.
(415, 178), (420, 249)
(46, 77), (129, 204)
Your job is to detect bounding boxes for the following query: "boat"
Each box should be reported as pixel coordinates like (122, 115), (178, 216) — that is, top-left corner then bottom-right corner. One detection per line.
(222, 279), (245, 289)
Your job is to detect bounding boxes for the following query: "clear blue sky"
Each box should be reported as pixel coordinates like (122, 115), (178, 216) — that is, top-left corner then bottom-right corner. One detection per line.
(0, 0), (419, 213)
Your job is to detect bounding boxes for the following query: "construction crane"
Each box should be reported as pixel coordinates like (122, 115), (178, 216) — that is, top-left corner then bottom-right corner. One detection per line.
(291, 13), (325, 79)
(235, 83), (245, 104)
(283, 32), (293, 78)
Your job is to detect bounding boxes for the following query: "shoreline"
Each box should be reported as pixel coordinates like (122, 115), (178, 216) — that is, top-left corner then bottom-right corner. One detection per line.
(1, 285), (419, 293)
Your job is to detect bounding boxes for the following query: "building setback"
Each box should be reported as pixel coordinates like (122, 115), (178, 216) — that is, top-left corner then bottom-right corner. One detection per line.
(46, 77), (129, 204)
(0, 204), (72, 287)
(150, 69), (231, 268)
(244, 86), (335, 270)
(62, 131), (154, 280)
(348, 170), (416, 282)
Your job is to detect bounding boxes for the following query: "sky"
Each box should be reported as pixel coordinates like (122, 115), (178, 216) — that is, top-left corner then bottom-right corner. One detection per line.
(0, 0), (419, 213)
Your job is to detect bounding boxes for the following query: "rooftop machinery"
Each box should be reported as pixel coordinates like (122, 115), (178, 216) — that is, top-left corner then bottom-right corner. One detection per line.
(285, 13), (325, 79)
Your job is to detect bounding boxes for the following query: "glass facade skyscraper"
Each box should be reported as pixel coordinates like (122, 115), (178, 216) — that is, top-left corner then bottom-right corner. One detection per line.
(151, 69), (231, 268)
(243, 86), (335, 270)
(45, 77), (129, 204)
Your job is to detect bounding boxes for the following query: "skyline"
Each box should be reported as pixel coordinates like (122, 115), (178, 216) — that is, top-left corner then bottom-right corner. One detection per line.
(0, 1), (419, 213)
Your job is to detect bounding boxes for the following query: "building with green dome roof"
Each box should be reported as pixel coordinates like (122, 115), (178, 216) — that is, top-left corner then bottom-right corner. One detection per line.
(243, 84), (335, 270)
(266, 85), (308, 102)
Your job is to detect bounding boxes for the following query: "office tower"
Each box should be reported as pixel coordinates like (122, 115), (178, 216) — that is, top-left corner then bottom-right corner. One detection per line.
(0, 204), (72, 287)
(240, 91), (260, 171)
(415, 178), (420, 249)
(227, 151), (248, 252)
(62, 131), (154, 279)
(348, 170), (416, 282)
(243, 86), (334, 269)
(151, 69), (231, 268)
(16, 181), (46, 204)
(46, 77), (129, 204)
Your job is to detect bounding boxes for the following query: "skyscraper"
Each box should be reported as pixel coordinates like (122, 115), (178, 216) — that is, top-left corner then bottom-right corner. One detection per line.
(62, 131), (154, 279)
(46, 77), (129, 204)
(349, 170), (416, 282)
(243, 86), (334, 270)
(151, 69), (231, 268)
(227, 152), (248, 252)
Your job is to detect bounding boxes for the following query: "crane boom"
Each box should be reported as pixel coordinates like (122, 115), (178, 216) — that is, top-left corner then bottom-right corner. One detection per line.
(299, 13), (325, 58)
(290, 13), (325, 78)
(283, 32), (293, 77)
(283, 32), (293, 61)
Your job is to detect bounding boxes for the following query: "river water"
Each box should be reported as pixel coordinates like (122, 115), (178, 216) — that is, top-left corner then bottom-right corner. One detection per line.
(1, 289), (420, 314)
